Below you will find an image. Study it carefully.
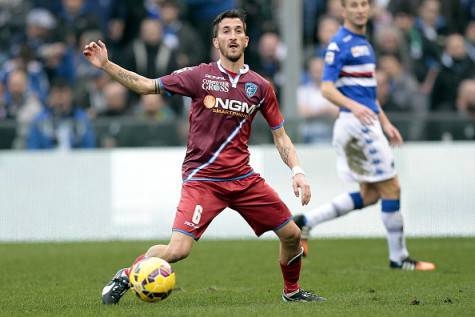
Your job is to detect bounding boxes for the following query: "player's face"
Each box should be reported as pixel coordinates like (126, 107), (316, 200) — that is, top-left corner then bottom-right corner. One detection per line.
(342, 0), (370, 29)
(213, 18), (249, 63)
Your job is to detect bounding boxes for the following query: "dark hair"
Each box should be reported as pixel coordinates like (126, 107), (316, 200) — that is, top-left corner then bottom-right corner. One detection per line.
(212, 9), (247, 38)
(50, 78), (71, 90)
(341, 0), (373, 7)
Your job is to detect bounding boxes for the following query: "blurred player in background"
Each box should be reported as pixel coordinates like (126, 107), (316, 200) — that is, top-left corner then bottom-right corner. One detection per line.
(84, 9), (326, 304)
(293, 0), (436, 271)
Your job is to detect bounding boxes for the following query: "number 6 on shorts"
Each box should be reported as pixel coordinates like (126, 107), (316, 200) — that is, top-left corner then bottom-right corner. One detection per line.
(192, 205), (203, 224)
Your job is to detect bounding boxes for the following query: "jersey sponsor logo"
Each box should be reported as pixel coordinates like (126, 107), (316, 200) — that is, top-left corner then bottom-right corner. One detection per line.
(245, 82), (257, 97)
(343, 35), (352, 42)
(202, 79), (230, 92)
(205, 97), (257, 118)
(203, 95), (216, 109)
(184, 221), (200, 230)
(351, 45), (370, 57)
(325, 51), (335, 64)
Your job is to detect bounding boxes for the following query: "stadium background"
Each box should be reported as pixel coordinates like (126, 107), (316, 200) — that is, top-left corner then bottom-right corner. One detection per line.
(0, 0), (473, 240)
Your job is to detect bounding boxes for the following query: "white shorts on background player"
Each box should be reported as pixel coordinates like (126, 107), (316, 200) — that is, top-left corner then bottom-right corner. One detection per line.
(333, 112), (397, 183)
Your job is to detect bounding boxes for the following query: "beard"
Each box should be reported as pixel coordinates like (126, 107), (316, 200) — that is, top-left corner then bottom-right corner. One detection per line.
(219, 43), (244, 62)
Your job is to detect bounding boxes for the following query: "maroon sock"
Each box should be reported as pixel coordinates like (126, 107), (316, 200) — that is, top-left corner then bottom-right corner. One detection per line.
(280, 248), (303, 294)
(124, 254), (146, 276)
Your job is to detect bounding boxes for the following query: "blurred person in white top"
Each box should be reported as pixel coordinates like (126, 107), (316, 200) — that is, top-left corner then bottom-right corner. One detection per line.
(297, 57), (338, 143)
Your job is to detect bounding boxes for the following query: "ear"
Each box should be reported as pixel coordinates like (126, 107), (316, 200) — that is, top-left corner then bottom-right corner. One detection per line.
(212, 37), (219, 49)
(244, 36), (249, 48)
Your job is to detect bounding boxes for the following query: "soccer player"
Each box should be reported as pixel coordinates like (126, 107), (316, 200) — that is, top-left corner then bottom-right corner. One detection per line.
(84, 10), (326, 303)
(293, 0), (436, 271)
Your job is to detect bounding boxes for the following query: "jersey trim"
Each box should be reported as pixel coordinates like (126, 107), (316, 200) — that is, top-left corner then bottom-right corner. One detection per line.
(183, 171), (254, 183)
(172, 228), (197, 240)
(156, 78), (173, 96)
(273, 216), (292, 232)
(217, 60), (250, 88)
(184, 118), (248, 181)
(271, 119), (285, 130)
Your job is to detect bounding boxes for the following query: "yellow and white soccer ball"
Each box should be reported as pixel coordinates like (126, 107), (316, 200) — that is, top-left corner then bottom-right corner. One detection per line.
(129, 257), (176, 302)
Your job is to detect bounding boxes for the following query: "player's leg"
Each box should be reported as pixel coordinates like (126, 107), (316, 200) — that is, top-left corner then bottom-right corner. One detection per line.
(295, 184), (379, 228)
(145, 231), (194, 263)
(101, 232), (194, 305)
(275, 221), (326, 302)
(231, 174), (325, 302)
(102, 182), (225, 304)
(374, 177), (435, 271)
(293, 183), (379, 256)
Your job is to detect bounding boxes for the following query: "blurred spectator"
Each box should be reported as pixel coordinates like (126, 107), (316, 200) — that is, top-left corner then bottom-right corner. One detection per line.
(123, 18), (178, 79)
(100, 82), (130, 117)
(2, 70), (42, 120)
(75, 30), (105, 82)
(391, 4), (440, 94)
(378, 54), (427, 113)
(1, 45), (50, 102)
(416, 0), (448, 41)
(375, 69), (391, 108)
(303, 0), (326, 45)
(4, 69), (42, 148)
(297, 57), (338, 143)
(457, 79), (475, 120)
(134, 94), (175, 122)
(159, 0), (205, 67)
(75, 71), (110, 118)
(431, 33), (475, 111)
(0, 81), (5, 118)
(0, 0), (32, 64)
(325, 0), (344, 22)
(23, 8), (58, 54)
(185, 0), (236, 59)
(56, 0), (101, 46)
(456, 79), (475, 138)
(387, 0), (418, 16)
(26, 79), (95, 150)
(374, 25), (413, 75)
(306, 15), (340, 59)
(464, 21), (475, 63)
(254, 31), (285, 93)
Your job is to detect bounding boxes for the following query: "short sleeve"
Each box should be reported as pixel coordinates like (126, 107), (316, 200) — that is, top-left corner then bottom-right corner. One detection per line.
(261, 82), (285, 130)
(322, 41), (346, 83)
(157, 65), (202, 98)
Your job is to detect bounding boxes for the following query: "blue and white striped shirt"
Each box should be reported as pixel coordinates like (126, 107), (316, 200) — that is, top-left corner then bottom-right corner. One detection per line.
(322, 27), (379, 113)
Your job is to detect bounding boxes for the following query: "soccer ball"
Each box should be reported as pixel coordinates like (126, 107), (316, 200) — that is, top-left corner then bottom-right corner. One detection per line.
(129, 257), (176, 302)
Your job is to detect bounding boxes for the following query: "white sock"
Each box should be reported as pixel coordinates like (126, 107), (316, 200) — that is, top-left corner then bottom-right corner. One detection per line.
(381, 211), (409, 262)
(305, 193), (359, 228)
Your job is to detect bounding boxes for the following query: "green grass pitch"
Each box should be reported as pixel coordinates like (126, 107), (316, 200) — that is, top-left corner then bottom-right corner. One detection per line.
(1, 238), (474, 317)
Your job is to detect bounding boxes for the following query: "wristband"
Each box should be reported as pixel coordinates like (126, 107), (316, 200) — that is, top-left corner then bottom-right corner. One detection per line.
(291, 166), (305, 176)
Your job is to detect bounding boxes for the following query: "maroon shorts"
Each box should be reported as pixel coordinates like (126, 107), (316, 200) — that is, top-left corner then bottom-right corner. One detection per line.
(173, 173), (292, 240)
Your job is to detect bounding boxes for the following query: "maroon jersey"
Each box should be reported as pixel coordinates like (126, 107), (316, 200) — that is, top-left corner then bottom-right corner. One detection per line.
(157, 60), (284, 181)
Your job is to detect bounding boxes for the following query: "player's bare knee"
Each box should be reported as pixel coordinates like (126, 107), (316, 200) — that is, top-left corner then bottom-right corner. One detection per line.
(379, 178), (401, 199)
(363, 191), (380, 206)
(360, 183), (379, 206)
(280, 227), (301, 246)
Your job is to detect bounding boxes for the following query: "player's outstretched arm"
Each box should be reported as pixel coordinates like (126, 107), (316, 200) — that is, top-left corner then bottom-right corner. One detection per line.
(272, 127), (311, 206)
(83, 40), (156, 95)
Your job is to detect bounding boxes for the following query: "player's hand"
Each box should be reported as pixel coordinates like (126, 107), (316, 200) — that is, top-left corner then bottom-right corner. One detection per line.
(383, 123), (404, 145)
(352, 103), (377, 125)
(83, 40), (109, 69)
(292, 174), (311, 206)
